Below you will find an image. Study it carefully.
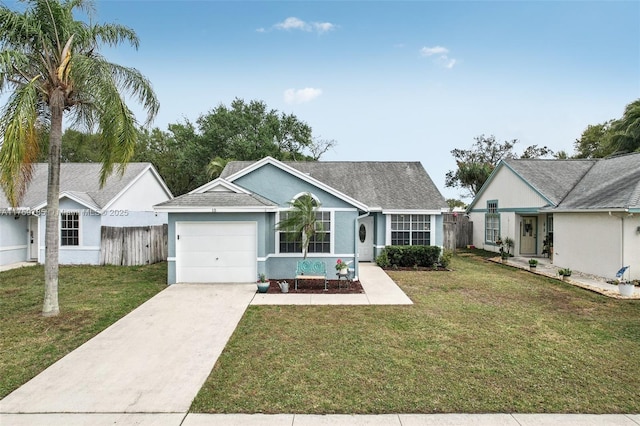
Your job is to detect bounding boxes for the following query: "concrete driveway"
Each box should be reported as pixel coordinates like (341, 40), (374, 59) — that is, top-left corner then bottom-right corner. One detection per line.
(0, 283), (256, 414)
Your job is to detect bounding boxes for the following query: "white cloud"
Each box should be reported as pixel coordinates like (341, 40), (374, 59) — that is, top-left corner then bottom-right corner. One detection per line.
(270, 17), (336, 34)
(275, 17), (309, 31)
(284, 88), (323, 104)
(420, 46), (449, 57)
(438, 56), (457, 69)
(421, 45), (458, 69)
(313, 22), (336, 34)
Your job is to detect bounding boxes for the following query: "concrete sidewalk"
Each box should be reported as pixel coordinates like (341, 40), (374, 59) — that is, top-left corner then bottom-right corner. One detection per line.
(2, 412), (639, 425)
(0, 283), (256, 414)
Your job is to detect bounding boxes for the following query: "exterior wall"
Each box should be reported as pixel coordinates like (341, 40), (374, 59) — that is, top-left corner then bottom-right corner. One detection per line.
(167, 212), (270, 284)
(0, 215), (29, 266)
(554, 212), (640, 280)
(469, 165), (549, 252)
(233, 163), (355, 209)
(56, 198), (102, 264)
(101, 211), (168, 227)
(234, 164), (358, 280)
(373, 213), (386, 259)
(107, 168), (172, 212)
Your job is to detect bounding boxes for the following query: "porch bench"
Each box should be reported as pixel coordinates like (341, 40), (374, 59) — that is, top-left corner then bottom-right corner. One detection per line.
(295, 260), (328, 290)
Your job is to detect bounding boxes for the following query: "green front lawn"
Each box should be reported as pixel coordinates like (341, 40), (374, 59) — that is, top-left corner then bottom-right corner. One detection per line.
(0, 263), (166, 399)
(191, 253), (640, 414)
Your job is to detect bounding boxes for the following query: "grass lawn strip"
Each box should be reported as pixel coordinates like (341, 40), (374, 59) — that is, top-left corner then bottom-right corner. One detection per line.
(191, 253), (640, 414)
(0, 263), (166, 399)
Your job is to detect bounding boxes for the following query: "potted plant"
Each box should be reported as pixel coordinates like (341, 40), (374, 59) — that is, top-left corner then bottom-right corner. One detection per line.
(257, 273), (270, 293)
(529, 259), (538, 270)
(558, 268), (572, 281)
(335, 259), (349, 275)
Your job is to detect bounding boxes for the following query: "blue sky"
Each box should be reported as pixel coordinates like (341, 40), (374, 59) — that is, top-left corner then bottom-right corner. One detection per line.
(7, 0), (640, 200)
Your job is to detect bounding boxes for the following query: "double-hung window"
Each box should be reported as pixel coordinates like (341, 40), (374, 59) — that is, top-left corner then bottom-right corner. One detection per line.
(278, 211), (331, 254)
(485, 200), (500, 243)
(390, 214), (430, 246)
(61, 212), (79, 246)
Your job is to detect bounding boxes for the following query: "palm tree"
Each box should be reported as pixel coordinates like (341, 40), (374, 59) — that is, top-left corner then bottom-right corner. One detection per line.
(609, 99), (640, 155)
(0, 0), (159, 316)
(276, 193), (323, 259)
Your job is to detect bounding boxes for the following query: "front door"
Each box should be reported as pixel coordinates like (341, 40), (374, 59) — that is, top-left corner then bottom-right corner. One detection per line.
(29, 216), (38, 261)
(520, 216), (537, 255)
(358, 216), (374, 262)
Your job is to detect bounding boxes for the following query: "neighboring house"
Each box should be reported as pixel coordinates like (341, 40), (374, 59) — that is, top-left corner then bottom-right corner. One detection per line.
(467, 152), (640, 281)
(0, 163), (173, 266)
(154, 156), (448, 284)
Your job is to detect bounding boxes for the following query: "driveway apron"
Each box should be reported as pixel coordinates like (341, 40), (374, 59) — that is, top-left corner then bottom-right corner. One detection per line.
(0, 283), (256, 414)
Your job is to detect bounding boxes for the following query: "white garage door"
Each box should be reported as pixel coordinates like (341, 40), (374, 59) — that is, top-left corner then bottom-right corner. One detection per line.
(176, 222), (257, 283)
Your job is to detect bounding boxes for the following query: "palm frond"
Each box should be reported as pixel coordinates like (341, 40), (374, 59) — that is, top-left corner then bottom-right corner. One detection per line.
(0, 80), (41, 206)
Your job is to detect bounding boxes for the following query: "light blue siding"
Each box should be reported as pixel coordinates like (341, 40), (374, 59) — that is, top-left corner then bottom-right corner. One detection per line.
(233, 163), (354, 208)
(57, 198), (102, 264)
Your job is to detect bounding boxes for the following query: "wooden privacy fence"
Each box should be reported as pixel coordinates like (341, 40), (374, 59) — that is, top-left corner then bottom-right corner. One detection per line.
(443, 212), (473, 251)
(100, 224), (168, 266)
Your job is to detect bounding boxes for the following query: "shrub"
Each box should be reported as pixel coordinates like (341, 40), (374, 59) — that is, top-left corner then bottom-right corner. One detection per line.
(439, 249), (453, 268)
(375, 250), (390, 268)
(382, 245), (441, 268)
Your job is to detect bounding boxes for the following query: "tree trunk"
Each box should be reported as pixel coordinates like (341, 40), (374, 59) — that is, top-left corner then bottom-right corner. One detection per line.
(42, 90), (64, 317)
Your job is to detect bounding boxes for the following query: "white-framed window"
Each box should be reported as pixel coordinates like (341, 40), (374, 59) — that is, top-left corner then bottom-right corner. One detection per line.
(485, 200), (500, 243)
(60, 212), (80, 246)
(390, 214), (430, 246)
(278, 208), (332, 254)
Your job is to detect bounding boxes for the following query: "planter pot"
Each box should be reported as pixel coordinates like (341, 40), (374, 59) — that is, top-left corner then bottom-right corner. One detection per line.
(561, 275), (570, 281)
(529, 265), (537, 271)
(338, 267), (349, 276)
(618, 283), (635, 297)
(257, 282), (270, 293)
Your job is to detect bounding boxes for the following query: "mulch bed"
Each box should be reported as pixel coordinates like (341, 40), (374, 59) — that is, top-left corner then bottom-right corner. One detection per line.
(262, 279), (364, 294)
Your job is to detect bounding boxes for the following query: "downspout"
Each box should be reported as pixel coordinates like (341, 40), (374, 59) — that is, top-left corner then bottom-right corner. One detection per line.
(355, 211), (370, 280)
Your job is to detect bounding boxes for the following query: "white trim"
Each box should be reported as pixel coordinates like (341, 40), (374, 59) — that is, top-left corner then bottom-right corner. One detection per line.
(225, 156), (369, 211)
(290, 192), (321, 205)
(549, 208), (631, 214)
(382, 209), (443, 215)
(188, 178), (252, 195)
(59, 246), (100, 251)
(154, 206), (278, 213)
(265, 253), (356, 258)
(275, 208), (334, 255)
(167, 257), (176, 261)
(0, 245), (28, 252)
(34, 192), (100, 212)
(175, 220), (257, 283)
(60, 210), (82, 247)
(102, 164), (173, 211)
(385, 212), (434, 246)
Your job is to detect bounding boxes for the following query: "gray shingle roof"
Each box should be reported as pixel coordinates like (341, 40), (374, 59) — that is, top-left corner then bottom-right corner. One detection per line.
(221, 160), (448, 210)
(503, 158), (595, 205)
(0, 163), (152, 210)
(501, 153), (640, 210)
(154, 191), (276, 209)
(558, 153), (640, 210)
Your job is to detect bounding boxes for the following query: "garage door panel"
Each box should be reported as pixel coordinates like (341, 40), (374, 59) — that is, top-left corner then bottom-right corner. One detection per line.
(179, 251), (255, 268)
(176, 222), (256, 283)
